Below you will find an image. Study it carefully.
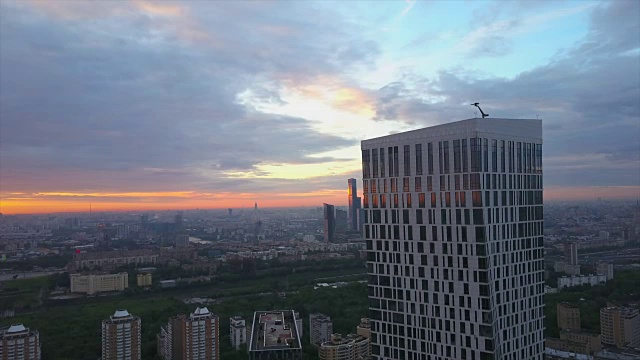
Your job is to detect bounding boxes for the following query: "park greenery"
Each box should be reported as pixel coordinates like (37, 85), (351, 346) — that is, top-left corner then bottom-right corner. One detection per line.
(3, 281), (368, 360)
(2, 256), (640, 359)
(1, 259), (368, 360)
(544, 270), (640, 337)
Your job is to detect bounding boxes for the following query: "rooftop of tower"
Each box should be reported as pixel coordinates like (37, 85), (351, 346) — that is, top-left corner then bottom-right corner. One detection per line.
(362, 118), (542, 146)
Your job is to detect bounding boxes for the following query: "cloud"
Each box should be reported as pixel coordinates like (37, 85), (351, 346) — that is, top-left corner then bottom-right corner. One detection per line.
(372, 1), (640, 187)
(0, 0), (370, 203)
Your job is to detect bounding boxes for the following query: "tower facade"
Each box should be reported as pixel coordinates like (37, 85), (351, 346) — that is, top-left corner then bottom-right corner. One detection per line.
(102, 309), (141, 360)
(160, 307), (219, 360)
(361, 118), (544, 360)
(348, 179), (359, 231)
(0, 324), (41, 360)
(230, 316), (247, 350)
(309, 313), (333, 345)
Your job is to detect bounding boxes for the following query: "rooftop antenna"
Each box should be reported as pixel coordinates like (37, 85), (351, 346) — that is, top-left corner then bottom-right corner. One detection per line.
(470, 102), (489, 118)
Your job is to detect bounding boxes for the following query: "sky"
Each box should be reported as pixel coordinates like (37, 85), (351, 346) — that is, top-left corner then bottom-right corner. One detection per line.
(0, 0), (639, 214)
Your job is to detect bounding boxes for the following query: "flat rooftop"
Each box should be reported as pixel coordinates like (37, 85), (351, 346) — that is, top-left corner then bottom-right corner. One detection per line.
(362, 118), (542, 147)
(250, 310), (302, 351)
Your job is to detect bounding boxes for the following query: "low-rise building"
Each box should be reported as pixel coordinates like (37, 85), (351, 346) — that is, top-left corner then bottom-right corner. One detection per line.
(0, 324), (41, 360)
(558, 303), (582, 332)
(318, 333), (370, 360)
(601, 307), (640, 348)
(137, 273), (152, 287)
(558, 274), (607, 289)
(248, 310), (302, 360)
(74, 250), (159, 269)
(560, 331), (602, 353)
(597, 262), (615, 280)
(70, 272), (128, 294)
(356, 318), (370, 339)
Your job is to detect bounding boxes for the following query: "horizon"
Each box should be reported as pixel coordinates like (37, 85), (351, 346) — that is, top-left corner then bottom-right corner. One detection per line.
(1, 0), (639, 215)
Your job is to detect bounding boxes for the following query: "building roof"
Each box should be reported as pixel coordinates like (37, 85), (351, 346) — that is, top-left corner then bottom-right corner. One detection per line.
(194, 307), (210, 315)
(250, 310), (302, 352)
(113, 309), (130, 318)
(362, 118), (542, 145)
(545, 347), (593, 359)
(7, 324), (26, 333)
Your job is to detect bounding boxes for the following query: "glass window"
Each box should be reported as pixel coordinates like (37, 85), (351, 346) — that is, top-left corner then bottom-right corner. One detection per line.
(372, 148), (378, 178)
(492, 139), (497, 172)
(362, 149), (371, 178)
(500, 140), (505, 173)
(415, 144), (423, 175)
(427, 143), (434, 175)
(404, 145), (411, 176)
(380, 148), (385, 177)
(443, 141), (450, 174)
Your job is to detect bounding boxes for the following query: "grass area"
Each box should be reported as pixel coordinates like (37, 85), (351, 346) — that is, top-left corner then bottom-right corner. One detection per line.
(0, 261), (368, 360)
(0, 276), (49, 310)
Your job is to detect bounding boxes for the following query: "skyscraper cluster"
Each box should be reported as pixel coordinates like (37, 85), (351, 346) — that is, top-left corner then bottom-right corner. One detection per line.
(361, 118), (544, 360)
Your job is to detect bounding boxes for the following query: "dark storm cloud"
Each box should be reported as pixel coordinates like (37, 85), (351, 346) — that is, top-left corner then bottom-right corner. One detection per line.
(0, 1), (371, 194)
(372, 1), (640, 188)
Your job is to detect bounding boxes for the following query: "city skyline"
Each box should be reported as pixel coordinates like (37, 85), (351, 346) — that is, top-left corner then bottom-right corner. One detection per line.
(1, 0), (639, 215)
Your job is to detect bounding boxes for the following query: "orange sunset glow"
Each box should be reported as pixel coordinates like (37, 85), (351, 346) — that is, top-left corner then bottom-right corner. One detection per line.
(2, 186), (639, 215)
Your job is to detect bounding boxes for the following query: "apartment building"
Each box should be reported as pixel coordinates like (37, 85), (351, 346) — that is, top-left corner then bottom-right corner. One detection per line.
(601, 307), (640, 348)
(102, 309), (141, 360)
(309, 314), (333, 346)
(159, 307), (219, 360)
(0, 324), (41, 360)
(230, 316), (247, 350)
(557, 303), (581, 332)
(318, 333), (370, 360)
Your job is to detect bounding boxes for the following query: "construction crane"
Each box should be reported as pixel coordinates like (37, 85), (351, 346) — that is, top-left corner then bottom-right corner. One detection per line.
(471, 102), (489, 118)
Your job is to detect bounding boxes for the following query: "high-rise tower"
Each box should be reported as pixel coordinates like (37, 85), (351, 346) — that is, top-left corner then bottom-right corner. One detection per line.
(323, 204), (335, 243)
(102, 309), (141, 360)
(361, 118), (544, 360)
(0, 324), (41, 360)
(158, 307), (220, 360)
(348, 179), (360, 231)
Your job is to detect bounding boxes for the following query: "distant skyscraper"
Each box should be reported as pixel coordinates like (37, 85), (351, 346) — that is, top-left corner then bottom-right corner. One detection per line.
(102, 309), (141, 360)
(159, 307), (219, 360)
(565, 242), (578, 265)
(0, 324), (41, 360)
(323, 204), (335, 243)
(335, 209), (348, 231)
(175, 212), (184, 230)
(362, 118), (544, 359)
(141, 214), (149, 229)
(348, 179), (359, 231)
